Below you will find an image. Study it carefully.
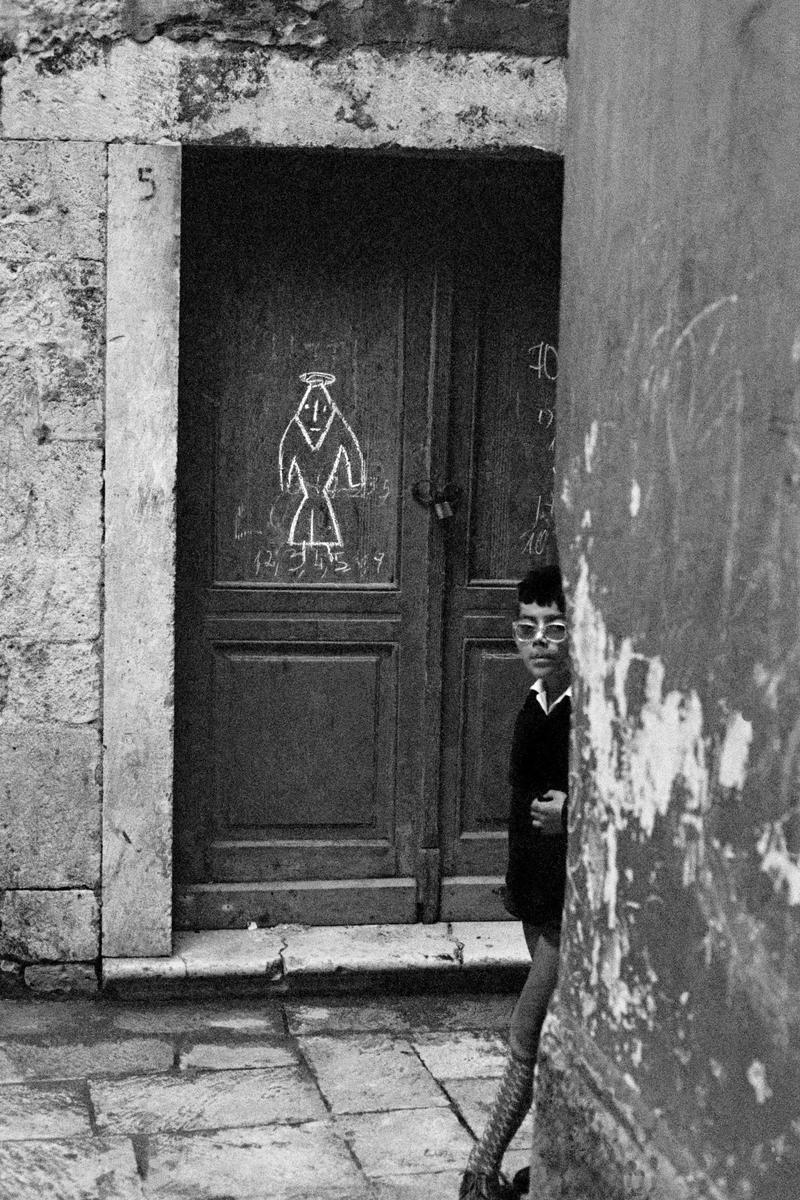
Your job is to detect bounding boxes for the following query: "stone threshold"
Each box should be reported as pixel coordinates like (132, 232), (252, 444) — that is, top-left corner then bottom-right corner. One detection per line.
(102, 921), (530, 998)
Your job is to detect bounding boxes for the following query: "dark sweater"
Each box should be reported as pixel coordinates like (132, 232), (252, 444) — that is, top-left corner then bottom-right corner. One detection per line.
(504, 688), (571, 926)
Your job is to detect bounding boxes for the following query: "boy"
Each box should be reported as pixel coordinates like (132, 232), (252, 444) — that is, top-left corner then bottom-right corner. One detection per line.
(459, 564), (571, 1200)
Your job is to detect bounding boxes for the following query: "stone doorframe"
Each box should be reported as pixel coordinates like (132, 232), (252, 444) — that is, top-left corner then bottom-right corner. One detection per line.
(90, 42), (566, 957)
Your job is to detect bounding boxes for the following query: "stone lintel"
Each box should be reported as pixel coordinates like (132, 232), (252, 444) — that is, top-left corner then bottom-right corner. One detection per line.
(2, 39), (566, 155)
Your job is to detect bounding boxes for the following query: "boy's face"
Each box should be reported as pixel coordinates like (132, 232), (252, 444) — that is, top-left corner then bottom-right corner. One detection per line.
(515, 599), (570, 683)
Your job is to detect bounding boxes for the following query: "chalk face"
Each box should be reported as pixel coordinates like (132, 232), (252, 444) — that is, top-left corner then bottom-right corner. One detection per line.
(297, 386), (335, 447)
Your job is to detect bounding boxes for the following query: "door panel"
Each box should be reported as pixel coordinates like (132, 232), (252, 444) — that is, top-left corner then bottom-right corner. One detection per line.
(174, 150), (563, 927)
(213, 644), (396, 835)
(439, 163), (563, 919)
(174, 151), (440, 925)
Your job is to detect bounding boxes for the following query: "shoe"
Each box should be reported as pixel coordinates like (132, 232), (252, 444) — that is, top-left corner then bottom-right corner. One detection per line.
(512, 1166), (530, 1195)
(458, 1170), (515, 1200)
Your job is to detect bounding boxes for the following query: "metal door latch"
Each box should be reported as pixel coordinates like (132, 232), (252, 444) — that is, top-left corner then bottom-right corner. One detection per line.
(412, 480), (463, 520)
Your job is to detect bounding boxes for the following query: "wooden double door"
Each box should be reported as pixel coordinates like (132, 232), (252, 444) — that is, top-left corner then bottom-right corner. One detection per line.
(174, 149), (562, 928)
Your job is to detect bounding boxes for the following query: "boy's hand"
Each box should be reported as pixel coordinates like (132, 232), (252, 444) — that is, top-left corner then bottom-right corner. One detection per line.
(530, 790), (566, 836)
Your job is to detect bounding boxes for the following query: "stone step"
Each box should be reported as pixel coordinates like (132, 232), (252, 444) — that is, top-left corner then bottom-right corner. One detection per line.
(102, 921), (531, 1000)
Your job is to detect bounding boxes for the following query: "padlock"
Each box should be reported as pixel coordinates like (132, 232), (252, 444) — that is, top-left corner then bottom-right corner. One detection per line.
(434, 497), (454, 519)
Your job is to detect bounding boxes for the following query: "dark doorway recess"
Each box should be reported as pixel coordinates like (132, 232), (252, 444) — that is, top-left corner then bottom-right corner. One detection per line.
(174, 148), (563, 928)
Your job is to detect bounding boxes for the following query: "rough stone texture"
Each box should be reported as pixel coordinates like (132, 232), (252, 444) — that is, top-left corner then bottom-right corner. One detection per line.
(178, 1040), (297, 1071)
(280, 922), (459, 976)
(0, 1), (569, 59)
(0, 1136), (144, 1200)
(298, 1034), (448, 1113)
(552, 1), (800, 1196)
(0, 141), (105, 262)
(0, 640), (99, 722)
(0, 260), (104, 447)
(22, 962), (98, 994)
(90, 1065), (326, 1133)
(336, 1106), (472, 1177)
(145, 1121), (366, 1200)
(410, 1031), (507, 1080)
(0, 889), (98, 961)
(2, 38), (567, 155)
(451, 920), (530, 967)
(0, 140), (105, 980)
(0, 725), (100, 888)
(175, 927), (284, 977)
(0, 998), (109, 1035)
(102, 143), (180, 959)
(285, 992), (515, 1036)
(0, 317), (104, 641)
(0, 1081), (92, 1140)
(0, 1037), (174, 1081)
(111, 1002), (286, 1035)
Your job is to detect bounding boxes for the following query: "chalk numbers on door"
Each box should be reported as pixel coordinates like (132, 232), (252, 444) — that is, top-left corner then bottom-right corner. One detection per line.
(528, 341), (558, 381)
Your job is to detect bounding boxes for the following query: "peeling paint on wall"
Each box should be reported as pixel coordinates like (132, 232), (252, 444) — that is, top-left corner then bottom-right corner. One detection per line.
(572, 556), (709, 930)
(718, 711), (752, 789)
(757, 823), (800, 905)
(746, 1059), (774, 1105)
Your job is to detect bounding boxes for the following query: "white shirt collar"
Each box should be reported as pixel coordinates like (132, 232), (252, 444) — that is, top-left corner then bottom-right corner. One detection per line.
(531, 677), (572, 715)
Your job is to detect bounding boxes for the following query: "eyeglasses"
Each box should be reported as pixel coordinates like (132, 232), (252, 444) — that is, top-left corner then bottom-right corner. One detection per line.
(512, 618), (568, 644)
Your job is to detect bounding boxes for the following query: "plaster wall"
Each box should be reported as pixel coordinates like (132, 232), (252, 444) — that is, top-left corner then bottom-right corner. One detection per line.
(0, 2), (567, 986)
(545, 2), (800, 1197)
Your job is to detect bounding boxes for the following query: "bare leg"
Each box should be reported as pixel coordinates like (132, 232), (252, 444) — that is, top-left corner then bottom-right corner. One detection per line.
(463, 925), (559, 1192)
(509, 923), (560, 1059)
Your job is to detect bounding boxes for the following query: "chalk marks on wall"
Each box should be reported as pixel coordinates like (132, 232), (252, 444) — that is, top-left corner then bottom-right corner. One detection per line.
(278, 372), (366, 551)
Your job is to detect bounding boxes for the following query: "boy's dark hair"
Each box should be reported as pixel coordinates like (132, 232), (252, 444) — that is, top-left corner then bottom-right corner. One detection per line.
(518, 564), (565, 613)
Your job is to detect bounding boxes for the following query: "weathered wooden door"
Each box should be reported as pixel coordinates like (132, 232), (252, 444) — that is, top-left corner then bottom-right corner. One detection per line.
(174, 150), (561, 928)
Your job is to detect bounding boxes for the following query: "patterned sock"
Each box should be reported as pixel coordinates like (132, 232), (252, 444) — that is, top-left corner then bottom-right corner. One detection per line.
(466, 1051), (535, 1177)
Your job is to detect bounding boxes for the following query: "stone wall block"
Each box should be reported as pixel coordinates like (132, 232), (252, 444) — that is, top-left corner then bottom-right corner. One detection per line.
(0, 141), (105, 262)
(0, 724), (100, 889)
(2, 38), (566, 154)
(0, 439), (102, 640)
(0, 641), (100, 723)
(0, 551), (100, 641)
(23, 963), (98, 995)
(0, 889), (99, 961)
(0, 260), (105, 442)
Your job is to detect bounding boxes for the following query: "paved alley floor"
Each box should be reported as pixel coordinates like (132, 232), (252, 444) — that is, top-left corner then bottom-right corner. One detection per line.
(0, 990), (556, 1200)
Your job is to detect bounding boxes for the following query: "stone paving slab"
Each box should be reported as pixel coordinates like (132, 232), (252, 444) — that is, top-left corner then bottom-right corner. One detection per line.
(410, 1031), (508, 1080)
(0, 1134), (144, 1199)
(285, 993), (515, 1037)
(338, 1106), (473, 1177)
(177, 1039), (298, 1071)
(90, 1066), (326, 1134)
(298, 1034), (448, 1114)
(111, 1001), (286, 1035)
(0, 1000), (110, 1036)
(442, 1076), (531, 1151)
(0, 1081), (92, 1140)
(0, 1038), (174, 1082)
(142, 1121), (366, 1199)
(370, 1171), (465, 1200)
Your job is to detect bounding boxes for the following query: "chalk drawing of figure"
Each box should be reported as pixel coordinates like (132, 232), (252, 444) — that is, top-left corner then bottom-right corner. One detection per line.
(278, 372), (366, 549)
